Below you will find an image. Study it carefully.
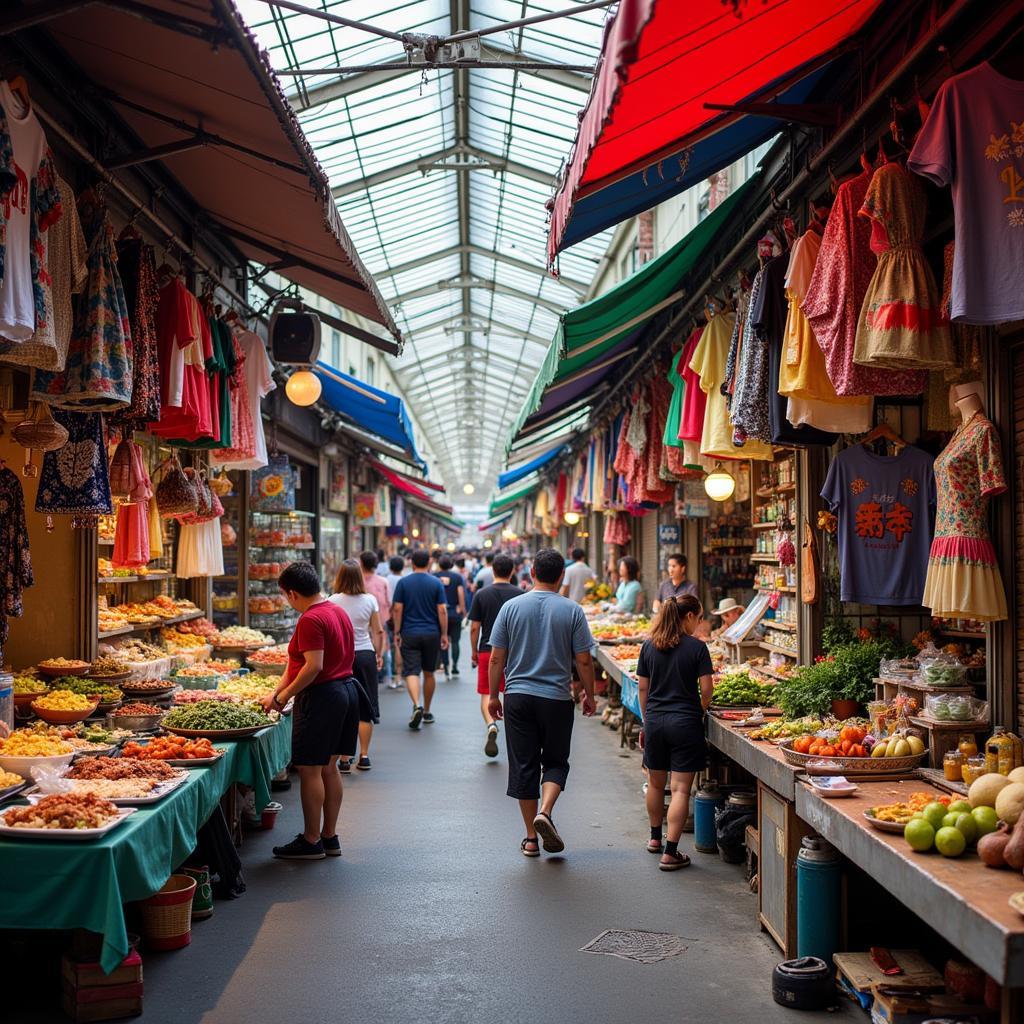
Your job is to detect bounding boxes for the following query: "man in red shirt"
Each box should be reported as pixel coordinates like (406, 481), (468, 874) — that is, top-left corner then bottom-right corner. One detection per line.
(263, 561), (360, 860)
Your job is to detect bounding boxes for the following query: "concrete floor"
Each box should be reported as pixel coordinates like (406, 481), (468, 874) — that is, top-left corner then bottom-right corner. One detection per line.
(16, 644), (851, 1023)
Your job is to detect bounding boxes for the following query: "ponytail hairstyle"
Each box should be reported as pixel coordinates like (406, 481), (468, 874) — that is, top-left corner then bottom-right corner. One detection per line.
(649, 594), (703, 651)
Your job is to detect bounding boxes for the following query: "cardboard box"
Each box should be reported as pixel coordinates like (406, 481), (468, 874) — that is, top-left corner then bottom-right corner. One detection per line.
(61, 981), (143, 1022)
(62, 950), (143, 990)
(869, 984), (995, 1024)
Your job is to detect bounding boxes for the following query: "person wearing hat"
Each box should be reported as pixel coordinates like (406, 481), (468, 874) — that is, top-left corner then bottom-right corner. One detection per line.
(710, 597), (745, 638)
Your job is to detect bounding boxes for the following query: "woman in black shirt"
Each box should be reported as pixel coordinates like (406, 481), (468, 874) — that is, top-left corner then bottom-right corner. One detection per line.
(637, 594), (714, 870)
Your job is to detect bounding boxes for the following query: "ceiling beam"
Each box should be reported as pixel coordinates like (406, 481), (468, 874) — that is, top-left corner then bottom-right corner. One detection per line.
(392, 275), (564, 314)
(394, 314), (550, 346)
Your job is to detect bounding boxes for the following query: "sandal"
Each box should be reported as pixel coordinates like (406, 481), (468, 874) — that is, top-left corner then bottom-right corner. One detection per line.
(533, 812), (565, 854)
(521, 837), (540, 858)
(659, 851), (691, 871)
(647, 838), (664, 854)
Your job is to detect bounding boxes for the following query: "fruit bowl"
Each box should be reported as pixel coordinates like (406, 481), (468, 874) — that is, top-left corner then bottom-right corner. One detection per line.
(13, 689), (47, 708)
(0, 752), (74, 779)
(36, 660), (91, 679)
(109, 711), (165, 732)
(780, 739), (928, 773)
(30, 699), (100, 725)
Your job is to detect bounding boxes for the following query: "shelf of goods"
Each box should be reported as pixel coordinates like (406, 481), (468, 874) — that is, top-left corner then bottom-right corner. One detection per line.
(98, 608), (204, 640)
(213, 488), (243, 630)
(249, 510), (315, 640)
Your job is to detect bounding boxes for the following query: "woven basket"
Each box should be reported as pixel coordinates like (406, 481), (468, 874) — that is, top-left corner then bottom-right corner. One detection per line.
(11, 402), (69, 453)
(778, 738), (927, 773)
(108, 437), (134, 497)
(155, 456), (197, 516)
(139, 874), (196, 950)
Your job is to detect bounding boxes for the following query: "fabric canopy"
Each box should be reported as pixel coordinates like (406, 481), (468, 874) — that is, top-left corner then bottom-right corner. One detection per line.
(489, 477), (540, 517)
(548, 0), (884, 263)
(497, 442), (566, 491)
(42, 0), (400, 344)
(315, 362), (423, 467)
(404, 495), (464, 533)
(510, 178), (752, 447)
(478, 510), (514, 533)
(369, 460), (450, 510)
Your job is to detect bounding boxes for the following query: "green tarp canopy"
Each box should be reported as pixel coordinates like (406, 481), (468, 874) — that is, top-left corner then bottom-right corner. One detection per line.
(508, 178), (753, 448)
(488, 476), (540, 517)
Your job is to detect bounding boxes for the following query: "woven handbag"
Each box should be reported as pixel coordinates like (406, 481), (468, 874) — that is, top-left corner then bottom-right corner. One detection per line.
(155, 455), (197, 516)
(108, 436), (134, 497)
(11, 401), (69, 453)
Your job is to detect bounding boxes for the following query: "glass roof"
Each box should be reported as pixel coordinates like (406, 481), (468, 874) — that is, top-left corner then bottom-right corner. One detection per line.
(236, 0), (613, 498)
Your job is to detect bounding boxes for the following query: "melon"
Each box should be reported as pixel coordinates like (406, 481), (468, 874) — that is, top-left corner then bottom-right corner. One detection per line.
(1008, 766), (1024, 785)
(994, 782), (1024, 826)
(968, 773), (1012, 810)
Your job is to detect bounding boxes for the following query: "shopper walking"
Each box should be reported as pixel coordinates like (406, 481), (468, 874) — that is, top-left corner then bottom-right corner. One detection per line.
(392, 549), (448, 729)
(330, 560), (385, 772)
(560, 547), (596, 603)
(488, 548), (596, 856)
(613, 556), (645, 613)
(264, 561), (365, 861)
(652, 553), (699, 613)
(359, 551), (392, 690)
(384, 555), (406, 688)
(474, 551), (495, 591)
(434, 554), (466, 680)
(468, 553), (522, 758)
(636, 594), (714, 871)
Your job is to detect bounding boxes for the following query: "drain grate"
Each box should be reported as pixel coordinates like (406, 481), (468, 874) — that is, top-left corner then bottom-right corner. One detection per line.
(580, 929), (690, 964)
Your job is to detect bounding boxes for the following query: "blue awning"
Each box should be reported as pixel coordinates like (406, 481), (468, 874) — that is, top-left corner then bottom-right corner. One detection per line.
(497, 442), (566, 491)
(556, 67), (828, 253)
(315, 361), (424, 468)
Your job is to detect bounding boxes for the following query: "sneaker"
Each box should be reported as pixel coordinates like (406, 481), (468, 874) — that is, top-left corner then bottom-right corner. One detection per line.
(484, 724), (499, 758)
(443, 671), (451, 682)
(321, 835), (342, 857)
(452, 668), (460, 677)
(356, 755), (372, 771)
(338, 759), (352, 774)
(386, 681), (401, 690)
(423, 712), (435, 724)
(409, 706), (424, 730)
(273, 835), (325, 860)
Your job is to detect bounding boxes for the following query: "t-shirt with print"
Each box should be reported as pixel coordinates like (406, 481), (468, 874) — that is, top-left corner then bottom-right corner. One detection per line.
(393, 572), (446, 635)
(821, 444), (936, 605)
(468, 581), (523, 653)
(637, 635), (713, 717)
(489, 590), (593, 701)
(0, 81), (61, 342)
(286, 600), (355, 685)
(562, 561), (596, 602)
(908, 62), (1024, 324)
(328, 592), (379, 652)
(433, 569), (465, 614)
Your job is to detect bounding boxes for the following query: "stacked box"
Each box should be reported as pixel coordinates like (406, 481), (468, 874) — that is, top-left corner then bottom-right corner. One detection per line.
(60, 951), (143, 1022)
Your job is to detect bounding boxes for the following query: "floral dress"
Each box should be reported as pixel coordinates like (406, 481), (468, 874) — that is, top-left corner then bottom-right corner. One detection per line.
(110, 236), (160, 426)
(921, 412), (1008, 620)
(0, 466), (33, 655)
(853, 163), (953, 372)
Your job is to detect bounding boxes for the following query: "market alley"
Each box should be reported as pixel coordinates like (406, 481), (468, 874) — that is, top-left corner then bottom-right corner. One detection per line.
(119, 656), (842, 1024)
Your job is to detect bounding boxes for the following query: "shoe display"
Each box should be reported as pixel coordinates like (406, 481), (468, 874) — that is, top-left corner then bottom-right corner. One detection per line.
(484, 724), (499, 758)
(273, 835), (326, 860)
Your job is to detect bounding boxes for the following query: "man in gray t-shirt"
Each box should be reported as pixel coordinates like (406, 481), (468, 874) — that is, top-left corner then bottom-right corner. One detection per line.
(559, 547), (596, 604)
(489, 548), (596, 857)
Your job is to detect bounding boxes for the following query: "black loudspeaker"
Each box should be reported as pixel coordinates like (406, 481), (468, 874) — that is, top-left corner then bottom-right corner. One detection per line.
(269, 299), (321, 365)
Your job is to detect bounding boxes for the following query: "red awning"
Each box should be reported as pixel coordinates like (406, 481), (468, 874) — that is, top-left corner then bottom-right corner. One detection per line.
(38, 0), (400, 343)
(370, 461), (453, 514)
(549, 0), (884, 263)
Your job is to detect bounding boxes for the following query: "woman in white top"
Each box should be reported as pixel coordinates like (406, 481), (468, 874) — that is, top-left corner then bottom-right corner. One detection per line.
(330, 559), (385, 772)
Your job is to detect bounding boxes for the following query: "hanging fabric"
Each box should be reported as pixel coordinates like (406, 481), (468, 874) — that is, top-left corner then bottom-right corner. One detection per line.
(0, 465), (33, 656)
(34, 407), (113, 519)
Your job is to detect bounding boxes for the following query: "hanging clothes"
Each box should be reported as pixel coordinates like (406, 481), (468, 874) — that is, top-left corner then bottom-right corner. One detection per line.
(176, 519), (225, 579)
(0, 174), (87, 371)
(110, 235), (161, 426)
(922, 412), (1008, 621)
(603, 511), (631, 547)
(853, 162), (953, 372)
(0, 465), (33, 654)
(677, 328), (707, 443)
(0, 81), (63, 344)
(35, 407), (113, 516)
(111, 442), (152, 569)
(211, 329), (256, 462)
(663, 346), (687, 450)
(802, 171), (926, 397)
(690, 311), (772, 461)
(148, 278), (203, 440)
(730, 269), (773, 445)
(211, 328), (275, 470)
(638, 374), (674, 503)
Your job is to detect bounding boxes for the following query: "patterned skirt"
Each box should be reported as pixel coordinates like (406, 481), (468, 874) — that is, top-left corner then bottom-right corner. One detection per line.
(921, 535), (1007, 621)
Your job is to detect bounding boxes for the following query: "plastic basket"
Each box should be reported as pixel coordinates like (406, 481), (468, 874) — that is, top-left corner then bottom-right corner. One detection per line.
(139, 874), (196, 950)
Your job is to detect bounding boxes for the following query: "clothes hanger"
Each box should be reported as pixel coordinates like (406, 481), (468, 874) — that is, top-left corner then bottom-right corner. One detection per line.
(859, 421), (906, 453)
(988, 24), (1024, 79)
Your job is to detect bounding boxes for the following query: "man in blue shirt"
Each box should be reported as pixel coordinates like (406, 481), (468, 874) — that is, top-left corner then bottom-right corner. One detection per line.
(434, 555), (466, 680)
(393, 549), (448, 730)
(488, 548), (596, 857)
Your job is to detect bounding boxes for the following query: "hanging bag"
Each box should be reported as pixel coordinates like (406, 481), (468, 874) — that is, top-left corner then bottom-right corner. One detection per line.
(108, 435), (134, 498)
(155, 454), (197, 517)
(801, 519), (820, 605)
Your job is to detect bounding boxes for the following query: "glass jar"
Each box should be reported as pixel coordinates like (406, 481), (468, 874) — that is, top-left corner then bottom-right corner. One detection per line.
(961, 755), (987, 787)
(943, 749), (964, 782)
(986, 726), (1013, 775)
(958, 733), (978, 759)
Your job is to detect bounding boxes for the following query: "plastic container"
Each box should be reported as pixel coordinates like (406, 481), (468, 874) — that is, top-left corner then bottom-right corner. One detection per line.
(924, 693), (987, 722)
(260, 800), (282, 830)
(796, 836), (841, 964)
(918, 653), (968, 687)
(694, 782), (725, 854)
(139, 874), (197, 950)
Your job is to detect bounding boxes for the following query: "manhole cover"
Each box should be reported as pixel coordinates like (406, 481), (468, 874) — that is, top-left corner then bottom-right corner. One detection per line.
(580, 929), (689, 964)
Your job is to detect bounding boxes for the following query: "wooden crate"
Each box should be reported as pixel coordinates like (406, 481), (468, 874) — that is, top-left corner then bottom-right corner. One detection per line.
(757, 781), (812, 957)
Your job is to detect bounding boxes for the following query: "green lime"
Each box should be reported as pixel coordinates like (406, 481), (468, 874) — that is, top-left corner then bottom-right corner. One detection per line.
(904, 818), (935, 852)
(942, 812), (961, 829)
(947, 799), (972, 816)
(954, 813), (978, 845)
(922, 802), (950, 830)
(971, 805), (999, 837)
(934, 826), (966, 858)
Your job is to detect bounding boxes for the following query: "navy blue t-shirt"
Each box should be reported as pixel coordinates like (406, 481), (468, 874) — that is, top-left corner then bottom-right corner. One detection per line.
(394, 572), (447, 635)
(433, 570), (465, 614)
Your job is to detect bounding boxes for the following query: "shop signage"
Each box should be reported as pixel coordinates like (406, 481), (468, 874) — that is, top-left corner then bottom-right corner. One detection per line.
(679, 481), (710, 519)
(658, 524), (681, 546)
(353, 491), (377, 525)
(328, 458), (350, 513)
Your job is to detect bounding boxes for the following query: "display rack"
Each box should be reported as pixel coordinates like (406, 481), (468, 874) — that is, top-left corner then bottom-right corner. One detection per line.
(213, 482), (245, 630)
(247, 509), (316, 641)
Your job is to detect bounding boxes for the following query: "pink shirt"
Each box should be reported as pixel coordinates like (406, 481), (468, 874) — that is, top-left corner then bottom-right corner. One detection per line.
(363, 572), (390, 626)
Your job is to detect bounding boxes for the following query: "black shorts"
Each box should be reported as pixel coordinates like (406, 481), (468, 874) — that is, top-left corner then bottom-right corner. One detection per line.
(400, 632), (440, 676)
(351, 649), (380, 723)
(642, 711), (707, 773)
(503, 692), (574, 800)
(291, 678), (359, 766)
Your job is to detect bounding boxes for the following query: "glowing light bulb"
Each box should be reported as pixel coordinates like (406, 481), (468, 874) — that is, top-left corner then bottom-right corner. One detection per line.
(284, 369), (321, 407)
(704, 464), (736, 502)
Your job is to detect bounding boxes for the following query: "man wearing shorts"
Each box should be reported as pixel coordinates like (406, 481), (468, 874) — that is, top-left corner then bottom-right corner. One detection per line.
(264, 561), (363, 861)
(392, 549), (448, 730)
(468, 553), (522, 758)
(487, 548), (596, 857)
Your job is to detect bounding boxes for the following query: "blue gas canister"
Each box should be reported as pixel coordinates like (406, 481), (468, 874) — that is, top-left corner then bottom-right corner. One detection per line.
(796, 835), (841, 964)
(694, 781), (725, 853)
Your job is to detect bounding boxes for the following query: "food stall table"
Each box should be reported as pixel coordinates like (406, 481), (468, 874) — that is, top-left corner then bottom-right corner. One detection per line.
(796, 778), (1024, 994)
(706, 716), (801, 801)
(0, 725), (291, 974)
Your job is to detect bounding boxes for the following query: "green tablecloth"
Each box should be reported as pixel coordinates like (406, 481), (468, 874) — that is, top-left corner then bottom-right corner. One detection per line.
(0, 724), (291, 973)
